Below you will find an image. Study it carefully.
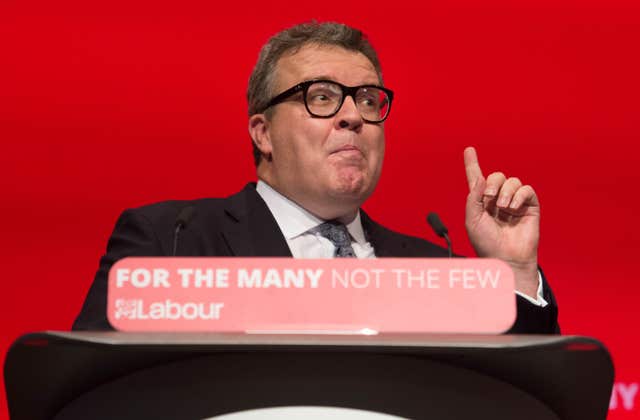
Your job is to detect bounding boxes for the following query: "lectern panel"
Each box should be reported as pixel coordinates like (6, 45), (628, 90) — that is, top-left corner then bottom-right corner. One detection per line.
(54, 352), (559, 420)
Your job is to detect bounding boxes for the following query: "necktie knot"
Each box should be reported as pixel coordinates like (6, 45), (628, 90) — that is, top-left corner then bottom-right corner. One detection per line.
(316, 221), (356, 258)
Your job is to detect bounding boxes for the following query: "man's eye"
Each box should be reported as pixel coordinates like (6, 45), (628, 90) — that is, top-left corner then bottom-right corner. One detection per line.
(359, 97), (379, 108)
(309, 92), (337, 104)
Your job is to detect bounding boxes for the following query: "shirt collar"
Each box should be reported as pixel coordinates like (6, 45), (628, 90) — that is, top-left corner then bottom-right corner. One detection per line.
(256, 180), (368, 245)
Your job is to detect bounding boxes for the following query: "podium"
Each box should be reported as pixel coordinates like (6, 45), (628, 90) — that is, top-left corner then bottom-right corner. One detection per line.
(5, 332), (613, 419)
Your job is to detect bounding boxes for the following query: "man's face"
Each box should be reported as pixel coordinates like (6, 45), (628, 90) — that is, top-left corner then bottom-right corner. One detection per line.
(257, 44), (385, 220)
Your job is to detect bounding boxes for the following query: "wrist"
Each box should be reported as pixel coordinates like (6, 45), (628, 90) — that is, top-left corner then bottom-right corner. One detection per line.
(509, 262), (539, 299)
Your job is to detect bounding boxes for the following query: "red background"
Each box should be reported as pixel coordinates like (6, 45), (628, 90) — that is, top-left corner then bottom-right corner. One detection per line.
(1, 0), (639, 418)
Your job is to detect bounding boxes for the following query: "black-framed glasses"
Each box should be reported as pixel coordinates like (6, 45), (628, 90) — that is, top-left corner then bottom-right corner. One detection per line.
(262, 79), (394, 123)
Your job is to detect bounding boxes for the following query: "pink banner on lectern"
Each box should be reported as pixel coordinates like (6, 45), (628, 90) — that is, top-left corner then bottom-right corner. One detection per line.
(107, 257), (516, 334)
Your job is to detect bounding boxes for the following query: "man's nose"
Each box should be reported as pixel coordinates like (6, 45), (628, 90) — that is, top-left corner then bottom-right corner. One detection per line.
(335, 95), (363, 131)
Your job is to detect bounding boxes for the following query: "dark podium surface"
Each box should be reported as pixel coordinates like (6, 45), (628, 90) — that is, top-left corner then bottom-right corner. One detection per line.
(4, 332), (613, 419)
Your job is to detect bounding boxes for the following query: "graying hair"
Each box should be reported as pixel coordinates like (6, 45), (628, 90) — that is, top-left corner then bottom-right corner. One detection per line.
(247, 21), (383, 166)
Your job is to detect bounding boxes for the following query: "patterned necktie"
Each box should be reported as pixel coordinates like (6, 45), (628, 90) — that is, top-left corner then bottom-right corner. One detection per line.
(316, 221), (356, 258)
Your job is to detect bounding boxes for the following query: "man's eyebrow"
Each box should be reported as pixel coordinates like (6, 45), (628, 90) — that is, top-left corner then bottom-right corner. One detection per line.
(302, 75), (335, 82)
(302, 76), (382, 86)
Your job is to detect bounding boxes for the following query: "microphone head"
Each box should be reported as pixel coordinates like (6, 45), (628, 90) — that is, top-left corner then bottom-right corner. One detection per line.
(426, 212), (448, 237)
(175, 206), (195, 228)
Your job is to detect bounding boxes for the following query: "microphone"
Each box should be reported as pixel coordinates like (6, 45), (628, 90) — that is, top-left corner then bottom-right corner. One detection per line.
(173, 206), (195, 256)
(426, 212), (452, 258)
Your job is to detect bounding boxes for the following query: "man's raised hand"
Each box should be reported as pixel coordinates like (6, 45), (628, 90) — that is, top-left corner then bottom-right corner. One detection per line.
(463, 147), (540, 298)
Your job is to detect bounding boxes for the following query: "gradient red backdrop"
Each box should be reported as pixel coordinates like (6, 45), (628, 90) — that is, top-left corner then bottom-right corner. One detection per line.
(1, 0), (639, 418)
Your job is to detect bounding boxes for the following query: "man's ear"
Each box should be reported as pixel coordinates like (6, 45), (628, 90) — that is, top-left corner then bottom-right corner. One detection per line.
(249, 114), (273, 159)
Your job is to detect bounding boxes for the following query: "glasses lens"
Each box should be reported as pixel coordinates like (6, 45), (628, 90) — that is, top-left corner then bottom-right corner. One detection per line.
(356, 87), (390, 122)
(306, 82), (343, 116)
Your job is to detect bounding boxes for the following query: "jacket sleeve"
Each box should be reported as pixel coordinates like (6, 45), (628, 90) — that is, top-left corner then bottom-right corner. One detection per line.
(507, 267), (560, 334)
(72, 209), (166, 331)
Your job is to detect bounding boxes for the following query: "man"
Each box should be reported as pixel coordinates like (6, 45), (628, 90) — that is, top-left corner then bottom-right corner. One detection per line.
(73, 22), (558, 333)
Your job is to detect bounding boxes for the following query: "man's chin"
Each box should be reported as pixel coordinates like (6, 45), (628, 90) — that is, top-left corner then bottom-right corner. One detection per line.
(329, 176), (373, 203)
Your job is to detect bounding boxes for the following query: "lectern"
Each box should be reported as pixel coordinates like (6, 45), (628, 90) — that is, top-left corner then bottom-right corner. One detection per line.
(5, 332), (613, 419)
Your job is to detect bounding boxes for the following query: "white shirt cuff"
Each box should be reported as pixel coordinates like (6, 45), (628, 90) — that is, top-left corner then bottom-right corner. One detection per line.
(515, 270), (548, 307)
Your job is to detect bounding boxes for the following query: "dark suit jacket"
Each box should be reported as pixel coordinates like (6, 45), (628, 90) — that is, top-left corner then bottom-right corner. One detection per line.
(73, 183), (559, 333)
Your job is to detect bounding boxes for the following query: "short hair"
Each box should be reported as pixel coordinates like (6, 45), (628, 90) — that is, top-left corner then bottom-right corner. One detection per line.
(247, 21), (383, 166)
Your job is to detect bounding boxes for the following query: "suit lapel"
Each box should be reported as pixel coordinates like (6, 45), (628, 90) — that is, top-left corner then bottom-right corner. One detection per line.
(361, 209), (408, 257)
(220, 183), (292, 257)
(218, 184), (409, 258)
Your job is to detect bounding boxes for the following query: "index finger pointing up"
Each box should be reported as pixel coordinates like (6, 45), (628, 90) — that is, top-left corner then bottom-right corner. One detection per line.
(464, 146), (484, 190)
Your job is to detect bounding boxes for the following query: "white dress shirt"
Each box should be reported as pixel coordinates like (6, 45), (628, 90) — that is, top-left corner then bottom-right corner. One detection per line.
(256, 180), (375, 258)
(255, 180), (546, 306)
